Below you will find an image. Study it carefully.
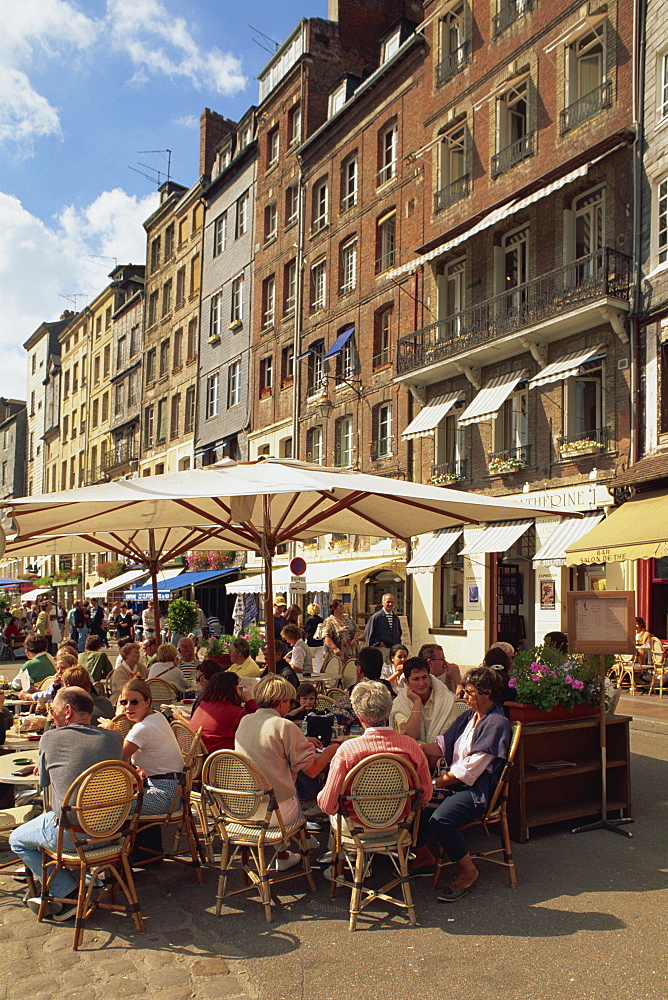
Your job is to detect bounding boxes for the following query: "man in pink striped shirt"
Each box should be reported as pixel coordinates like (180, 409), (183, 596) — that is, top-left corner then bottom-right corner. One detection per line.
(317, 680), (433, 818)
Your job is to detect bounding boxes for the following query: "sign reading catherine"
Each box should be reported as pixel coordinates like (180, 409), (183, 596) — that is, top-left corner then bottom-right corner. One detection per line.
(508, 484), (614, 513)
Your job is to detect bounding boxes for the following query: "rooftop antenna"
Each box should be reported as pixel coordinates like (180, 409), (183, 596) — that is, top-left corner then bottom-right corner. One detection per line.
(88, 254), (118, 268)
(58, 293), (87, 309)
(249, 25), (280, 55)
(128, 149), (172, 187)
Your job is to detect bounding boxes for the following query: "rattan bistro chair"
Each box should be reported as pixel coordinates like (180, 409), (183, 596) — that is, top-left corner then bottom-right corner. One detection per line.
(329, 753), (422, 932)
(648, 638), (668, 698)
(146, 677), (180, 704)
(453, 699), (469, 716)
(314, 694), (335, 712)
(320, 654), (344, 688)
(170, 720), (213, 862)
(202, 750), (315, 922)
(432, 722), (523, 891)
(110, 713), (134, 739)
(36, 760), (145, 951)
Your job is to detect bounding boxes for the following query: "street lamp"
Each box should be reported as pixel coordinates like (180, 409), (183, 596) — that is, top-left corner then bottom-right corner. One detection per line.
(315, 373), (363, 419)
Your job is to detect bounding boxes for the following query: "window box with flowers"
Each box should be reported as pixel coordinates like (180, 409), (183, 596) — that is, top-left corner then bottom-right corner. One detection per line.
(259, 386), (272, 400)
(487, 456), (526, 475)
(428, 472), (462, 486)
(559, 439), (605, 459)
(281, 375), (294, 390)
(228, 319), (243, 332)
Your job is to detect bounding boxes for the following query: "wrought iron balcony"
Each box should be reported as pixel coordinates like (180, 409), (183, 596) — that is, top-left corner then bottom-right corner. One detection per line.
(435, 41), (470, 87)
(429, 459), (468, 485)
(487, 445), (532, 475)
(491, 132), (534, 178)
(397, 248), (631, 377)
(560, 81), (612, 134)
(493, 0), (533, 36)
(434, 174), (470, 213)
(557, 426), (610, 458)
(102, 441), (138, 472)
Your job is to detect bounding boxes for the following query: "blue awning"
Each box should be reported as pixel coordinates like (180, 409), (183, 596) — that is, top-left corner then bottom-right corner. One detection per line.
(124, 569), (235, 601)
(296, 349), (312, 361)
(324, 325), (354, 360)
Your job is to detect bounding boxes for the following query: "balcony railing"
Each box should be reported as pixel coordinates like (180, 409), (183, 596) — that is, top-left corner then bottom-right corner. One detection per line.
(435, 41), (470, 87)
(557, 426), (610, 458)
(493, 0), (533, 36)
(102, 442), (138, 471)
(434, 174), (470, 213)
(429, 459), (468, 485)
(370, 439), (392, 461)
(491, 132), (534, 178)
(560, 81), (612, 134)
(487, 445), (532, 475)
(397, 248), (631, 376)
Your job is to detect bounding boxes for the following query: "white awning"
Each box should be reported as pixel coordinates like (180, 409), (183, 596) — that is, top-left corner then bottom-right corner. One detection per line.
(533, 512), (603, 567)
(386, 163), (590, 279)
(458, 371), (527, 427)
(401, 393), (462, 440)
(528, 345), (604, 389)
(84, 569), (146, 599)
(226, 557), (396, 595)
(406, 528), (463, 574)
(461, 520), (533, 556)
(20, 587), (52, 602)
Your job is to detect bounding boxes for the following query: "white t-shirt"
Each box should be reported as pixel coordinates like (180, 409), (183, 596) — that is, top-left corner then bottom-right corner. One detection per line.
(126, 711), (184, 776)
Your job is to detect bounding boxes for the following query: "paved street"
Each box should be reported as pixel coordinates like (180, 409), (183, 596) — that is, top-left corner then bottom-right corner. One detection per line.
(1, 697), (667, 1000)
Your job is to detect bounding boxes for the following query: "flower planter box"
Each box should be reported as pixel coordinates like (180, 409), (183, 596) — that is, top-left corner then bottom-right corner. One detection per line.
(487, 460), (526, 475)
(559, 442), (604, 459)
(429, 475), (462, 486)
(507, 701), (599, 725)
(209, 654), (232, 668)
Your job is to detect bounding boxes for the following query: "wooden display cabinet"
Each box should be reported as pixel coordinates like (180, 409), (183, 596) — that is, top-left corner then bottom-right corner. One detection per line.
(508, 715), (632, 843)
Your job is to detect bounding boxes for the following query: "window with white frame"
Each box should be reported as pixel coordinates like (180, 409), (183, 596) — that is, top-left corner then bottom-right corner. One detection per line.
(660, 53), (668, 119)
(267, 127), (279, 169)
(311, 259), (326, 310)
(436, 406), (465, 474)
(340, 238), (357, 293)
(494, 0), (533, 38)
(564, 358), (605, 444)
(381, 26), (401, 64)
(205, 372), (219, 418)
(378, 122), (397, 185)
(335, 415), (353, 466)
(144, 405), (154, 448)
(306, 425), (323, 464)
(307, 341), (325, 396)
(284, 259), (297, 315)
(235, 191), (249, 237)
(230, 275), (243, 322)
(574, 188), (605, 261)
(312, 179), (328, 232)
(494, 389), (528, 457)
(184, 387), (195, 433)
(336, 332), (356, 383)
(213, 212), (227, 256)
(437, 2), (469, 85)
(436, 121), (469, 210)
(496, 228), (528, 315)
(288, 103), (301, 145)
(210, 292), (223, 339)
(562, 22), (611, 133)
(329, 80), (348, 118)
(285, 185), (298, 226)
(657, 177), (668, 266)
(437, 258), (465, 333)
(340, 153), (358, 211)
(264, 202), (277, 241)
(262, 275), (275, 328)
(371, 403), (392, 459)
(228, 359), (241, 407)
(493, 79), (533, 177)
(259, 355), (273, 394)
(376, 210), (396, 273)
(281, 345), (295, 387)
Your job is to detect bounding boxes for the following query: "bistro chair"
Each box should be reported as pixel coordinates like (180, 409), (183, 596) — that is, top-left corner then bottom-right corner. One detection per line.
(432, 722), (523, 891)
(615, 652), (644, 695)
(648, 638), (668, 698)
(329, 753), (422, 932)
(134, 735), (205, 882)
(321, 654), (344, 688)
(314, 694), (335, 712)
(37, 675), (56, 691)
(35, 759), (145, 950)
(453, 699), (469, 716)
(326, 687), (347, 704)
(170, 720), (213, 862)
(146, 677), (180, 704)
(110, 713), (134, 739)
(202, 750), (315, 922)
(0, 804), (40, 894)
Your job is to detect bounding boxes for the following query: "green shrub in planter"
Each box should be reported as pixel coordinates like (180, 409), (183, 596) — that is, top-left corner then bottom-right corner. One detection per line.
(165, 597), (199, 637)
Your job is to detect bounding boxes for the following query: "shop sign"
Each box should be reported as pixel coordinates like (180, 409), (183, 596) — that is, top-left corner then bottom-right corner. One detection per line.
(508, 483), (613, 513)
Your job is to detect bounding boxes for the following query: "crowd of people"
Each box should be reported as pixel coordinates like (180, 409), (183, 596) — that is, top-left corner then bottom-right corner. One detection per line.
(5, 591), (568, 921)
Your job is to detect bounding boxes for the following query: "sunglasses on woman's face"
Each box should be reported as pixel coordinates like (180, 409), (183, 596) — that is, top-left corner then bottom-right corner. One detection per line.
(119, 697), (145, 706)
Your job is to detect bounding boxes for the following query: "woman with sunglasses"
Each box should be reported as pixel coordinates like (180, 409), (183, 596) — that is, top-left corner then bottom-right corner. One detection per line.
(100, 677), (184, 815)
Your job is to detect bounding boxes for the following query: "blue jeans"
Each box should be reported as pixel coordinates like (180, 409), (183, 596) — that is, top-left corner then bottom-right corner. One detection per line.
(9, 811), (78, 897)
(77, 626), (89, 654)
(428, 788), (486, 863)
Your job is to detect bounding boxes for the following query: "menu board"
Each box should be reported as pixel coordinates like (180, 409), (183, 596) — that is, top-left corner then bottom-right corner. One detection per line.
(567, 591), (636, 654)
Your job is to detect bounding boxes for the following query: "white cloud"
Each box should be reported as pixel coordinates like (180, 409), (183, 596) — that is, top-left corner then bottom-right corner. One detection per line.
(174, 114), (200, 129)
(0, 188), (157, 398)
(107, 0), (246, 95)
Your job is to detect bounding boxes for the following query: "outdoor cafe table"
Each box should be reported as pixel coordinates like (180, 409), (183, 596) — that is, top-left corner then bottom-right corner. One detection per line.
(0, 747), (39, 786)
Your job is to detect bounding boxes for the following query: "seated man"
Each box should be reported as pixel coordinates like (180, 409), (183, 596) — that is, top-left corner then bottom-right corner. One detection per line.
(141, 635), (158, 670)
(390, 656), (458, 744)
(176, 636), (199, 687)
(9, 687), (123, 920)
(317, 680), (433, 878)
(334, 646), (395, 725)
(61, 666), (115, 724)
(78, 634), (113, 682)
(418, 643), (461, 695)
(13, 634), (55, 695)
(229, 637), (261, 678)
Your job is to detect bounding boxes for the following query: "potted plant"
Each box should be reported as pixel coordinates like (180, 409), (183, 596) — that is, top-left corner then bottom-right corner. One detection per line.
(201, 633), (235, 665)
(165, 597), (199, 646)
(559, 439), (605, 458)
(507, 643), (604, 723)
(487, 456), (526, 475)
(429, 472), (462, 486)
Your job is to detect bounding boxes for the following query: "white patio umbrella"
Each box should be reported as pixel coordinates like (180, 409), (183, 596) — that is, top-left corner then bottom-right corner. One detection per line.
(3, 458), (575, 669)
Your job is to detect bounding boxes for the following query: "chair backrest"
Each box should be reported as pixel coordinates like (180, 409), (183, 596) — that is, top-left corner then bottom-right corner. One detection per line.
(321, 654), (342, 678)
(111, 713), (134, 738)
(202, 750), (275, 827)
(170, 720), (205, 780)
(93, 681), (108, 697)
(37, 675), (56, 691)
(314, 694), (334, 712)
(485, 721), (522, 818)
(147, 677), (179, 703)
(326, 687), (347, 703)
(453, 699), (469, 716)
(339, 753), (420, 831)
(650, 637), (666, 665)
(59, 759), (143, 846)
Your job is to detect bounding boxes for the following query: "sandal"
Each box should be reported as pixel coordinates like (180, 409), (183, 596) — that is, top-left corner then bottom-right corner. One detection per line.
(437, 882), (474, 902)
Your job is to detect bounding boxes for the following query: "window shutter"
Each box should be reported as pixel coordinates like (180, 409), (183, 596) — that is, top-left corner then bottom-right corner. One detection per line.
(562, 208), (576, 266)
(602, 18), (614, 83)
(493, 245), (505, 297)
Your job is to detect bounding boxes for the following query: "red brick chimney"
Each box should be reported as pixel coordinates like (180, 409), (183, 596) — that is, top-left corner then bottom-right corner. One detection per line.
(199, 109), (237, 178)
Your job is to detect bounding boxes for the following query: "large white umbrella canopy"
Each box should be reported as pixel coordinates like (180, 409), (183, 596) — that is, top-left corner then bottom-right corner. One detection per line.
(3, 458), (573, 668)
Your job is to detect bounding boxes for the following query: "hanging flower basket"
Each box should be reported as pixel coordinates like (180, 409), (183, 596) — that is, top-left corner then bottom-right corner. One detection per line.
(487, 456), (526, 475)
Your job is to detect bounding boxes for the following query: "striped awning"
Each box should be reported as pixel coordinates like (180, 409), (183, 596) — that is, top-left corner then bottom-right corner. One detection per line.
(401, 393), (462, 440)
(533, 512), (603, 567)
(406, 528), (463, 574)
(460, 520), (533, 556)
(458, 371), (527, 427)
(529, 345), (604, 389)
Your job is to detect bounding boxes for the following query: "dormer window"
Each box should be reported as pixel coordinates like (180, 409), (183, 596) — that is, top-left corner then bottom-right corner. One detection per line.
(381, 26), (402, 63)
(329, 81), (348, 118)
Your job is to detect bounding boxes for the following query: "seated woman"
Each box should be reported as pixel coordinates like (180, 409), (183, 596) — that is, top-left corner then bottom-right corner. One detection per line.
(3, 616), (25, 654)
(260, 640), (299, 691)
(381, 643), (409, 691)
(191, 659), (221, 712)
(416, 666), (511, 902)
(109, 641), (143, 702)
(78, 634), (113, 682)
(173, 671), (257, 753)
(147, 643), (190, 693)
(281, 624), (313, 674)
(99, 677), (185, 815)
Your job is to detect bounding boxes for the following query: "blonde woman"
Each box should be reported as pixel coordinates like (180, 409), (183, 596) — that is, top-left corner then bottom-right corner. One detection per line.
(147, 642), (189, 692)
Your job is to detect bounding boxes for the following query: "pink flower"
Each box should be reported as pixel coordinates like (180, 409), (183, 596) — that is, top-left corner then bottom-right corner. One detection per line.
(508, 677), (517, 688)
(572, 679), (584, 690)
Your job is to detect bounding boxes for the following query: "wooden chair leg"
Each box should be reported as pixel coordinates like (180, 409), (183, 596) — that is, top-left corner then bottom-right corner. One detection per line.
(120, 854), (146, 934)
(499, 813), (517, 888)
(72, 866), (88, 951)
(432, 845), (447, 889)
(216, 841), (231, 916)
(256, 845), (273, 923)
(295, 827), (316, 892)
(349, 849), (365, 932)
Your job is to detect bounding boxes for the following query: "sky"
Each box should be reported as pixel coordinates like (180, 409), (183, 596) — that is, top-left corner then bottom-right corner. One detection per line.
(0, 0), (328, 400)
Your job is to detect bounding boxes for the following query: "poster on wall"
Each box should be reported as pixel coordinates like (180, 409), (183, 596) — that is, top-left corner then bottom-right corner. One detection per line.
(468, 584), (479, 608)
(540, 579), (556, 610)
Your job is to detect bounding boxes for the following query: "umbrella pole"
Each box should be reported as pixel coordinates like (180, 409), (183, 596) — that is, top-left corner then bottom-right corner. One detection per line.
(148, 530), (161, 641)
(262, 496), (276, 674)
